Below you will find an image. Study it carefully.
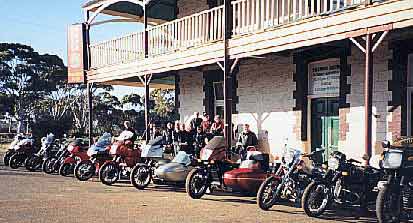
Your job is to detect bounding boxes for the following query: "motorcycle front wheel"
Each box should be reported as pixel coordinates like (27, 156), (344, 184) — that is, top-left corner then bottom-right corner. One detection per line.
(74, 160), (95, 181)
(376, 184), (401, 223)
(186, 168), (209, 199)
(42, 157), (56, 174)
(257, 176), (281, 210)
(99, 162), (120, 185)
(130, 165), (152, 190)
(3, 151), (13, 166)
(9, 154), (24, 169)
(25, 156), (42, 172)
(301, 181), (330, 217)
(59, 163), (73, 177)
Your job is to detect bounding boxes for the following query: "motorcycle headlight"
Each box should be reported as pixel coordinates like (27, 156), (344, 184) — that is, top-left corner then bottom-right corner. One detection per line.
(328, 157), (339, 170)
(382, 150), (403, 169)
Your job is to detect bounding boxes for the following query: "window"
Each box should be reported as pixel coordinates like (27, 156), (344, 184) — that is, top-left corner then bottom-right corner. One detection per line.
(213, 82), (224, 118)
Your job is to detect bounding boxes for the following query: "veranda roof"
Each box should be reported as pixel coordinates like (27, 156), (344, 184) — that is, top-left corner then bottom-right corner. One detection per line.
(82, 0), (177, 24)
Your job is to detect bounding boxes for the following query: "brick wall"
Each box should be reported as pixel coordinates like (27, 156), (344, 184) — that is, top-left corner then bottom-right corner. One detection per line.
(177, 0), (209, 18)
(178, 70), (204, 124)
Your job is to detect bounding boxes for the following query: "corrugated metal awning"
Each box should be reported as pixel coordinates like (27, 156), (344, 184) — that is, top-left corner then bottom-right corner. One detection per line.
(83, 0), (177, 24)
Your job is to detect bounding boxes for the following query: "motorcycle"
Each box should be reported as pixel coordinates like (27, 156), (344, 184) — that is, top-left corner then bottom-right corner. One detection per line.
(3, 134), (25, 166)
(8, 137), (36, 169)
(59, 139), (89, 176)
(185, 136), (270, 199)
(301, 150), (383, 217)
(99, 131), (141, 185)
(130, 136), (180, 190)
(42, 139), (71, 174)
(74, 133), (112, 181)
(25, 134), (59, 171)
(376, 138), (413, 223)
(256, 147), (325, 210)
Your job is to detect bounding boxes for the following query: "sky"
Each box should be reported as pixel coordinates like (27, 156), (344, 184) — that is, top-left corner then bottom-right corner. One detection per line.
(0, 0), (144, 98)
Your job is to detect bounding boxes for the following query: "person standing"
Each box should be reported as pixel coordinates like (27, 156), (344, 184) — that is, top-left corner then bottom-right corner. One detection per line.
(237, 124), (258, 160)
(190, 112), (203, 132)
(162, 122), (174, 145)
(124, 121), (137, 142)
(201, 113), (212, 133)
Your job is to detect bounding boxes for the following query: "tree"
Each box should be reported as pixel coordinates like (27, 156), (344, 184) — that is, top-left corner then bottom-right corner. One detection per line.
(150, 89), (178, 124)
(0, 43), (66, 133)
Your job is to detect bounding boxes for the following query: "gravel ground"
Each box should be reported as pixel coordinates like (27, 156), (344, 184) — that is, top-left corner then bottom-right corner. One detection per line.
(0, 153), (380, 223)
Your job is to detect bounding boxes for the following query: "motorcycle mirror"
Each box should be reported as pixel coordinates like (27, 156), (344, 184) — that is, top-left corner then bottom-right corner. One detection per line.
(381, 140), (390, 148)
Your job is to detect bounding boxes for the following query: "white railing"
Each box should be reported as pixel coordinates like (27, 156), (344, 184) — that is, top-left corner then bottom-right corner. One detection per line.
(148, 5), (224, 57)
(232, 0), (365, 36)
(90, 0), (368, 68)
(90, 32), (144, 68)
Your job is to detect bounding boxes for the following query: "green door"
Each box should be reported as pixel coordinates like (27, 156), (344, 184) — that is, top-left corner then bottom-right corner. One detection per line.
(311, 98), (339, 162)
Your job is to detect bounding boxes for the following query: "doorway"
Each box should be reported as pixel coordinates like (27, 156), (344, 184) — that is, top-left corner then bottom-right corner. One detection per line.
(407, 54), (413, 136)
(311, 98), (339, 161)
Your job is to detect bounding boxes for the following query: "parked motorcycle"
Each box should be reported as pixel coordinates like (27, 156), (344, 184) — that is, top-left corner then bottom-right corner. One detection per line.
(74, 133), (112, 181)
(42, 139), (71, 174)
(59, 139), (89, 176)
(3, 134), (25, 166)
(99, 131), (141, 185)
(8, 137), (36, 169)
(130, 136), (182, 190)
(25, 134), (59, 171)
(256, 147), (324, 210)
(185, 136), (270, 199)
(376, 138), (413, 223)
(301, 150), (383, 217)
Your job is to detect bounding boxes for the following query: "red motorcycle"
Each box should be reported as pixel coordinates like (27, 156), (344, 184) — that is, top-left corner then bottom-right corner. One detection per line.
(99, 131), (141, 185)
(59, 139), (89, 176)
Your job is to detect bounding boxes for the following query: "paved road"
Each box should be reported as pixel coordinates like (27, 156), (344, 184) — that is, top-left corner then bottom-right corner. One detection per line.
(0, 158), (378, 223)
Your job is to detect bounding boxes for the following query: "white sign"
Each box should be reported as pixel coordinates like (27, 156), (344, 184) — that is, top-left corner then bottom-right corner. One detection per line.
(309, 59), (340, 97)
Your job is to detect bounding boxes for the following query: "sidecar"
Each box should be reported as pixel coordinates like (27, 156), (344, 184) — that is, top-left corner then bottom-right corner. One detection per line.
(223, 151), (270, 193)
(154, 151), (194, 183)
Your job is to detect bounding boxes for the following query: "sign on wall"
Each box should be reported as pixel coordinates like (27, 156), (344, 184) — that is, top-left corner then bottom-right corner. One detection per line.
(67, 23), (88, 84)
(308, 59), (340, 97)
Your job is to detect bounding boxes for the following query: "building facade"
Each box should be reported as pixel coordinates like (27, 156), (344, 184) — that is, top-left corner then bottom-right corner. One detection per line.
(75, 0), (413, 161)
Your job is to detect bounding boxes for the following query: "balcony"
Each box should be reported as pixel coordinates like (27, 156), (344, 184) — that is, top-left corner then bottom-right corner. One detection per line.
(87, 0), (413, 83)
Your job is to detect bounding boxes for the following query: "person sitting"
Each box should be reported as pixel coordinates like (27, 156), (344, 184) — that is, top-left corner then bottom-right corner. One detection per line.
(201, 113), (212, 133)
(210, 115), (224, 136)
(237, 124), (258, 160)
(124, 121), (137, 142)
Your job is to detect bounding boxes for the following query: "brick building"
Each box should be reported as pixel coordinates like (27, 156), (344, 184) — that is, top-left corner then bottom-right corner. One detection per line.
(71, 0), (413, 161)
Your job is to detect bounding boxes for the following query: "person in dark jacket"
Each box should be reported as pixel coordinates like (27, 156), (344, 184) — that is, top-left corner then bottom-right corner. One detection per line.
(237, 124), (258, 160)
(193, 126), (207, 157)
(190, 112), (203, 132)
(210, 115), (224, 136)
(162, 122), (174, 145)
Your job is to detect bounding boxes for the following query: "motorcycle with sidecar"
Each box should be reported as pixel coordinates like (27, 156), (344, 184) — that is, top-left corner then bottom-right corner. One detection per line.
(185, 136), (271, 199)
(99, 131), (141, 185)
(74, 133), (112, 181)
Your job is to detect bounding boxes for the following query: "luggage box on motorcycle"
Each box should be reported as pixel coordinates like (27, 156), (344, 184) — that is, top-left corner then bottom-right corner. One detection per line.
(223, 168), (267, 193)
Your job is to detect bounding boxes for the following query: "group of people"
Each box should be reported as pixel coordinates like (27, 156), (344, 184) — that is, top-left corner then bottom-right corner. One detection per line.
(123, 111), (259, 159)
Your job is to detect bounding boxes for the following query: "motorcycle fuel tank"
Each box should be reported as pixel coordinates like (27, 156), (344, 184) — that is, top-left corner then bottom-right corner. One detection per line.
(154, 162), (193, 182)
(223, 168), (267, 193)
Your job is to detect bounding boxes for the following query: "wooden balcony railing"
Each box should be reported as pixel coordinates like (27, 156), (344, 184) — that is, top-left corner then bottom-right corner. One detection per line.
(90, 0), (369, 69)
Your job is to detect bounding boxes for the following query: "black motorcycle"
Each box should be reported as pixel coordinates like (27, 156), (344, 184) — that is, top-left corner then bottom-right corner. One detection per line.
(257, 148), (324, 210)
(25, 135), (60, 171)
(42, 140), (70, 174)
(301, 151), (383, 217)
(376, 139), (413, 223)
(8, 137), (37, 169)
(3, 134), (26, 166)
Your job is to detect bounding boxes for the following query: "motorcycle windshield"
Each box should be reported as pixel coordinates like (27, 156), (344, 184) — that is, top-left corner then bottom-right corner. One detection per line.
(172, 151), (191, 165)
(95, 134), (112, 148)
(282, 147), (302, 165)
(200, 136), (226, 161)
(147, 136), (164, 146)
(141, 144), (163, 158)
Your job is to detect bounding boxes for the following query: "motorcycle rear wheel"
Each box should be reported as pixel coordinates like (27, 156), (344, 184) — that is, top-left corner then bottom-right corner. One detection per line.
(59, 163), (73, 177)
(130, 165), (152, 190)
(186, 168), (208, 199)
(42, 157), (56, 174)
(25, 156), (42, 172)
(75, 160), (95, 181)
(257, 176), (280, 211)
(301, 182), (330, 217)
(99, 162), (120, 185)
(376, 185), (401, 223)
